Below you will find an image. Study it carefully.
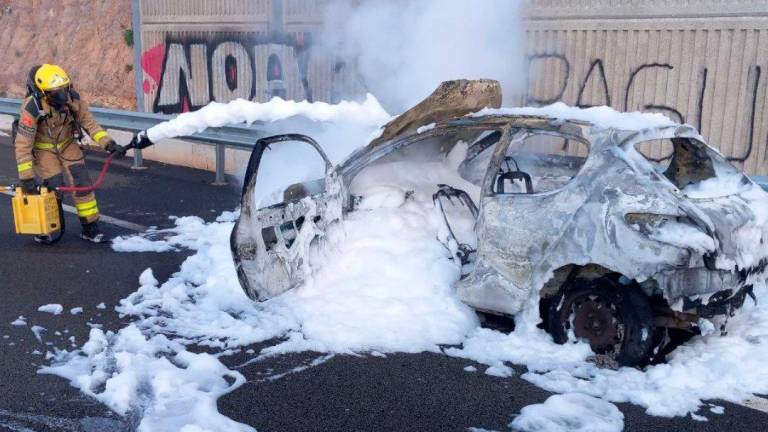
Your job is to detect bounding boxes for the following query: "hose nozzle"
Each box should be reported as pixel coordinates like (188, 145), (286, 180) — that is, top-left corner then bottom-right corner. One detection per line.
(127, 130), (154, 151)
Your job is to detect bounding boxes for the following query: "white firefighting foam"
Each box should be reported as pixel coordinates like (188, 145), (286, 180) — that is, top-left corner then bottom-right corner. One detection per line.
(40, 98), (768, 431)
(510, 393), (624, 432)
(145, 95), (390, 145)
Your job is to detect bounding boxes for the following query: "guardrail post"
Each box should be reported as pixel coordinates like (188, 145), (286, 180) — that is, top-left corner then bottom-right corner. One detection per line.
(213, 143), (227, 185)
(131, 148), (147, 170)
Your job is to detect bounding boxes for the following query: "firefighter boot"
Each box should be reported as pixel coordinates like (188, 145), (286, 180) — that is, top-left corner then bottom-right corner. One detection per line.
(80, 221), (108, 244)
(34, 235), (54, 244)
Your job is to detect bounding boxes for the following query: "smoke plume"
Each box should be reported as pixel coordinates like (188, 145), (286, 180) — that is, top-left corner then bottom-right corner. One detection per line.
(321, 0), (527, 112)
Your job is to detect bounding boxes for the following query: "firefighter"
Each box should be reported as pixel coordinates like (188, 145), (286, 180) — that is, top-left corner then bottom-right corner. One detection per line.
(14, 64), (127, 243)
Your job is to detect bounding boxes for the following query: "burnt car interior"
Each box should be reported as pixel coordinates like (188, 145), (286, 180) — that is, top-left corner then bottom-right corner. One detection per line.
(344, 127), (503, 271)
(344, 125), (591, 274)
(633, 136), (748, 191)
(348, 127), (499, 204)
(337, 125), (593, 275)
(493, 131), (589, 195)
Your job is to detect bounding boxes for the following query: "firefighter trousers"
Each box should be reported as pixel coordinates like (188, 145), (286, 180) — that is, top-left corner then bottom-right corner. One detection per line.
(33, 142), (100, 224)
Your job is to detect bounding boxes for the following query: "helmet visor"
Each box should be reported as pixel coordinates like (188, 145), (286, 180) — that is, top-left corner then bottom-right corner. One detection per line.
(46, 86), (70, 109)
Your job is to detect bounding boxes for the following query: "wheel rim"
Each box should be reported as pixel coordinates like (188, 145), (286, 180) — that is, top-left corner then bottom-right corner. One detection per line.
(565, 293), (625, 355)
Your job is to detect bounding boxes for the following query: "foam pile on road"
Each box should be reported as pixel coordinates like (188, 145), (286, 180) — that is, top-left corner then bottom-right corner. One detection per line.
(510, 393), (624, 432)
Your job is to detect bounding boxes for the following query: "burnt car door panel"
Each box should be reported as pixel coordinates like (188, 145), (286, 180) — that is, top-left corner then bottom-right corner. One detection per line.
(458, 130), (591, 314)
(231, 134), (342, 301)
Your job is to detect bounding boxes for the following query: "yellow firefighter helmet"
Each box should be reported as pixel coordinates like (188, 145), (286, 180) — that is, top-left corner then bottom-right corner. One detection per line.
(34, 64), (71, 92)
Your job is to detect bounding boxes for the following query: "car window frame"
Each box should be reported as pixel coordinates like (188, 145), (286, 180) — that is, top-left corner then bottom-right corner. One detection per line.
(482, 128), (591, 198)
(340, 123), (509, 189)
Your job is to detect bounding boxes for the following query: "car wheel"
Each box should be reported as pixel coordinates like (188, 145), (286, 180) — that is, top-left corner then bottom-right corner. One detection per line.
(546, 277), (655, 368)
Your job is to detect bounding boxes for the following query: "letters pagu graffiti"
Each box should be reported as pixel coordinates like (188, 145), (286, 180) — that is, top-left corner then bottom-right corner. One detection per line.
(526, 54), (764, 162)
(142, 34), (366, 114)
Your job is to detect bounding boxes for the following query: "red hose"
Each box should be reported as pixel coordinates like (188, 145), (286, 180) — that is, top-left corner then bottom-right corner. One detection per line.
(57, 154), (115, 193)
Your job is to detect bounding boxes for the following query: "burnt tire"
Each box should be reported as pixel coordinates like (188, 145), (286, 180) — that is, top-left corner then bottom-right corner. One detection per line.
(546, 277), (655, 368)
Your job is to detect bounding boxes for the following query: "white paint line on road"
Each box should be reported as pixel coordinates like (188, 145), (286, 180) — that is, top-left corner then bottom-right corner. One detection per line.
(60, 203), (149, 232)
(0, 190), (148, 232)
(734, 396), (768, 414)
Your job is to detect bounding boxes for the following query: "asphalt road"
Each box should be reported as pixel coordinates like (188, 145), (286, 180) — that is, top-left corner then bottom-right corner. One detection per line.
(0, 135), (767, 431)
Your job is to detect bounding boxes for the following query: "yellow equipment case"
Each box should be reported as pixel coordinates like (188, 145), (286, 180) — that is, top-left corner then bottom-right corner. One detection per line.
(11, 187), (62, 236)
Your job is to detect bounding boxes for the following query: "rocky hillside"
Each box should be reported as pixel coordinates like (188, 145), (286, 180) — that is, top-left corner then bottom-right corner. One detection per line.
(0, 0), (136, 109)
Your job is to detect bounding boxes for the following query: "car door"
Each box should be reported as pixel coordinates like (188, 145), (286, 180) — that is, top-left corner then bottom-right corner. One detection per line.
(458, 129), (590, 315)
(231, 134), (342, 301)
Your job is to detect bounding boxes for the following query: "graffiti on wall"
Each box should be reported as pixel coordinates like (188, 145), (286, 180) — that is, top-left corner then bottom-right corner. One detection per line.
(141, 36), (765, 163)
(141, 34), (366, 114)
(526, 54), (763, 162)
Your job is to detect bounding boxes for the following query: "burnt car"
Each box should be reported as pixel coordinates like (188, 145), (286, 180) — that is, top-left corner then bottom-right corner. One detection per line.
(231, 80), (768, 367)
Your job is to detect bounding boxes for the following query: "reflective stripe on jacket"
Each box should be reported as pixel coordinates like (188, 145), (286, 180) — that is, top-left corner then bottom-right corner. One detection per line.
(14, 92), (112, 180)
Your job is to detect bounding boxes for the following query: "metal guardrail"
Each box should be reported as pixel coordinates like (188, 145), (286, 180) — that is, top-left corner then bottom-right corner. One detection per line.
(0, 97), (266, 185)
(7, 96), (768, 192)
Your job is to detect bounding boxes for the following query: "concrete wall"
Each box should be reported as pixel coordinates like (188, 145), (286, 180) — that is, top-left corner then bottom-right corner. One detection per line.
(137, 0), (365, 114)
(524, 0), (768, 174)
(133, 0), (768, 175)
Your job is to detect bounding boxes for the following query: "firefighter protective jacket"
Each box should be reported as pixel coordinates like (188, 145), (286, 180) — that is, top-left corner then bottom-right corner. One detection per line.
(15, 91), (112, 180)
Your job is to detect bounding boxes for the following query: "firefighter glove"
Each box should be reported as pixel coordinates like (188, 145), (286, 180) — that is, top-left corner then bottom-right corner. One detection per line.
(105, 140), (127, 159)
(21, 178), (39, 195)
